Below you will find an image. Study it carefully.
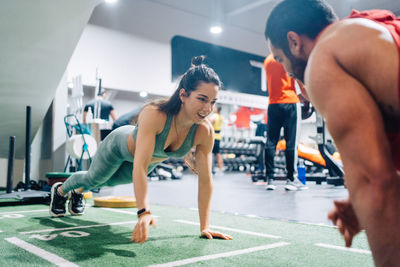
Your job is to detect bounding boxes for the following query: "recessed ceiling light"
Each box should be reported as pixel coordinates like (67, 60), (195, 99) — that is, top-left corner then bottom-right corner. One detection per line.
(105, 0), (117, 4)
(210, 26), (222, 34)
(139, 91), (148, 98)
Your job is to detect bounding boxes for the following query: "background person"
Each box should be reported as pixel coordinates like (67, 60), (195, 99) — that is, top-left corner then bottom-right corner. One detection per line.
(264, 54), (303, 191)
(83, 90), (117, 124)
(112, 106), (142, 131)
(209, 105), (224, 174)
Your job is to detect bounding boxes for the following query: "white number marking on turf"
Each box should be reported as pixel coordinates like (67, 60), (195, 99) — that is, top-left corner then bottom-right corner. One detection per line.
(60, 231), (90, 238)
(175, 219), (281, 239)
(30, 234), (58, 241)
(315, 243), (371, 254)
(5, 237), (79, 267)
(29, 231), (89, 241)
(148, 242), (290, 267)
(19, 220), (137, 234)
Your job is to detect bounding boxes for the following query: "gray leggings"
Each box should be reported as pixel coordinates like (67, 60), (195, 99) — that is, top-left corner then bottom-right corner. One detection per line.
(62, 125), (136, 193)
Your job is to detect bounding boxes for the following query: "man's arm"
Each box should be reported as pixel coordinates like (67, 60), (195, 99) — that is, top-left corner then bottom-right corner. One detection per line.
(306, 45), (396, 190)
(82, 111), (87, 124)
(306, 43), (398, 249)
(110, 109), (117, 122)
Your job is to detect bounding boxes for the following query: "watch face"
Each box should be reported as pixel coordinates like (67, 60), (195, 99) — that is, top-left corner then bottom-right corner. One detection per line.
(137, 208), (146, 215)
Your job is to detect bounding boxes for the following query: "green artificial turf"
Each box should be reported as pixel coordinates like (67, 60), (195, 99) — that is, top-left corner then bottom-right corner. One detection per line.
(0, 200), (373, 266)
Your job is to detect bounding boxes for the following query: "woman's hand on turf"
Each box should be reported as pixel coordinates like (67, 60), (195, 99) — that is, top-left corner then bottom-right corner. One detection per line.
(201, 229), (233, 240)
(328, 198), (361, 247)
(130, 214), (157, 244)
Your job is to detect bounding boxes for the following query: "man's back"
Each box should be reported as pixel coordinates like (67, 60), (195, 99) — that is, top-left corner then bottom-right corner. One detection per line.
(85, 99), (114, 121)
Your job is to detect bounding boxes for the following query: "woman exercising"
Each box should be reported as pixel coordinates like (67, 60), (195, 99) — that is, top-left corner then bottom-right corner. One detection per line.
(49, 56), (232, 243)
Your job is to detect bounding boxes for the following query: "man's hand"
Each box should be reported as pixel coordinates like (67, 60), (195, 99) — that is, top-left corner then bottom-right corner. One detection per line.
(328, 198), (362, 247)
(130, 214), (157, 244)
(201, 229), (233, 240)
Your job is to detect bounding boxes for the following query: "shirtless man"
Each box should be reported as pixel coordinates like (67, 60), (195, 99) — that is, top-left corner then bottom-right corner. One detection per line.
(265, 0), (400, 265)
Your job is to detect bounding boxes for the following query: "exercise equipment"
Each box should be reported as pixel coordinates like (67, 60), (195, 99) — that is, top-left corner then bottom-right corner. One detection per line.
(315, 112), (344, 186)
(148, 163), (183, 180)
(94, 196), (136, 208)
(249, 113), (344, 185)
(46, 172), (72, 186)
(64, 114), (97, 172)
(0, 106), (50, 206)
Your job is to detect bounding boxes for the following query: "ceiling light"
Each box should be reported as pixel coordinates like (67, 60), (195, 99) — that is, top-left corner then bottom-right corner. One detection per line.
(105, 0), (117, 4)
(139, 91), (148, 98)
(210, 26), (222, 34)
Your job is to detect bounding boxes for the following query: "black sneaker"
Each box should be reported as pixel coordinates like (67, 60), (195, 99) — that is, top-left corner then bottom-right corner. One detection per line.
(68, 190), (85, 216)
(49, 182), (67, 217)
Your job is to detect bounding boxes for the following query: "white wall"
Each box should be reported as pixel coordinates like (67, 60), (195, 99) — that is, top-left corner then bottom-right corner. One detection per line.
(67, 25), (175, 96)
(0, 158), (24, 188)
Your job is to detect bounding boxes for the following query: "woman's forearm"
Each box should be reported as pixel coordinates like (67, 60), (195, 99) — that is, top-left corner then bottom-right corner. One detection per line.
(133, 168), (150, 210)
(198, 178), (213, 231)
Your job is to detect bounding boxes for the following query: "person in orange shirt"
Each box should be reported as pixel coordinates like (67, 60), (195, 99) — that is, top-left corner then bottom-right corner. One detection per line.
(264, 54), (305, 191)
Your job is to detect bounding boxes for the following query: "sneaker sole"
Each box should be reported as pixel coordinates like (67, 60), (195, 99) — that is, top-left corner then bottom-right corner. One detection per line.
(68, 191), (85, 216)
(284, 186), (298, 191)
(49, 182), (66, 217)
(68, 199), (85, 216)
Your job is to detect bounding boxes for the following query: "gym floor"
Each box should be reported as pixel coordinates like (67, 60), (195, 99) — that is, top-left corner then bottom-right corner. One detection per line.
(0, 172), (372, 266)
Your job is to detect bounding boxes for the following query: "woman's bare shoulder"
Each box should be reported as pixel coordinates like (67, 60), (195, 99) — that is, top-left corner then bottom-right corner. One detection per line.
(194, 119), (214, 145)
(138, 105), (167, 133)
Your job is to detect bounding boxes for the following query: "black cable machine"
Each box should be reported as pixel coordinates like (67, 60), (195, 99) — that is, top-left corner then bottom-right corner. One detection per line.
(315, 112), (344, 186)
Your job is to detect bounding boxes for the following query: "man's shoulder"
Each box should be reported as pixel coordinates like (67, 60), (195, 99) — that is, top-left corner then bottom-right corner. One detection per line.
(101, 100), (113, 107)
(317, 18), (389, 49)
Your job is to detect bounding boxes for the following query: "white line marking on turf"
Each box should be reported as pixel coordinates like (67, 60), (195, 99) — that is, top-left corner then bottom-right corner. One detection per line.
(175, 220), (281, 239)
(19, 220), (137, 234)
(100, 208), (138, 215)
(5, 237), (78, 267)
(148, 242), (290, 267)
(0, 209), (48, 215)
(315, 243), (371, 254)
(245, 214), (260, 218)
(100, 208), (159, 218)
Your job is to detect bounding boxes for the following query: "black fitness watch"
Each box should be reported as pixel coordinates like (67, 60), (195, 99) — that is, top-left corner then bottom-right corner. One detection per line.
(137, 208), (147, 216)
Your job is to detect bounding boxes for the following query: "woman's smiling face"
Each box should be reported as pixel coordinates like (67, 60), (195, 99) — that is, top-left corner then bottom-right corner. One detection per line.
(180, 82), (219, 123)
